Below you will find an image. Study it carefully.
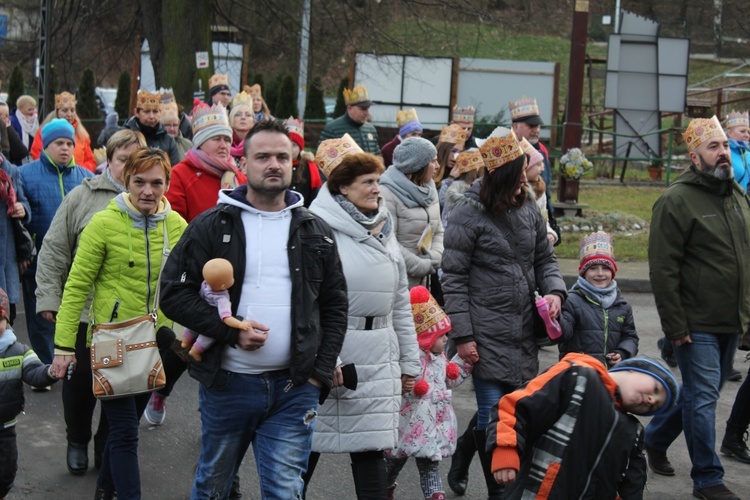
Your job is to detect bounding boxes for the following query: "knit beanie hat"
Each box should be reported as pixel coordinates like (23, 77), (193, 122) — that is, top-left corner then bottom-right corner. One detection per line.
(392, 137), (437, 174)
(411, 286), (451, 351)
(396, 109), (422, 138)
(578, 231), (618, 278)
(42, 119), (76, 149)
(609, 356), (679, 416)
(284, 117), (305, 151)
(0, 287), (8, 322)
(191, 104), (233, 149)
(105, 112), (119, 127)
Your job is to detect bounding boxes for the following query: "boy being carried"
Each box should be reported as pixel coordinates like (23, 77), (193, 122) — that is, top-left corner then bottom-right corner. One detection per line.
(487, 354), (678, 499)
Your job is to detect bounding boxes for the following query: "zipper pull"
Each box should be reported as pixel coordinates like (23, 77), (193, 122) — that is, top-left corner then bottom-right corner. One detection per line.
(283, 381), (294, 392)
(109, 300), (121, 322)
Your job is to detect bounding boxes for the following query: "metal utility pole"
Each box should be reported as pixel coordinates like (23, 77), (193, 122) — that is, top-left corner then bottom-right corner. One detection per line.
(296, 0), (311, 119)
(37, 0), (53, 116)
(562, 0), (589, 153)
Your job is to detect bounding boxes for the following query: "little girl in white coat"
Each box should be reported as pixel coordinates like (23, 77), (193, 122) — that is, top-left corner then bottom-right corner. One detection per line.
(385, 286), (473, 500)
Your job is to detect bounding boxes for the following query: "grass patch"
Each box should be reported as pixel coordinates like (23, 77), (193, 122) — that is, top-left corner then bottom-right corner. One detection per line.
(554, 185), (666, 261)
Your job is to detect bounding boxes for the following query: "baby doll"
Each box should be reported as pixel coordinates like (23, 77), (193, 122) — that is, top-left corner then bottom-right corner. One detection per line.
(181, 258), (251, 361)
(385, 286), (473, 500)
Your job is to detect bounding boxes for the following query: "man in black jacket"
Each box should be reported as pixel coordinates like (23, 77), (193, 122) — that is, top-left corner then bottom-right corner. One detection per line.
(160, 119), (348, 499)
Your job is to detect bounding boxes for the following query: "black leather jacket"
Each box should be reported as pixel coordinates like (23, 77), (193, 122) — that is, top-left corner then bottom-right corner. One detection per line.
(160, 188), (348, 396)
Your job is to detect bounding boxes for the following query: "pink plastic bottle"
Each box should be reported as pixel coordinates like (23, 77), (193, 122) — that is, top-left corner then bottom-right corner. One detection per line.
(535, 291), (562, 340)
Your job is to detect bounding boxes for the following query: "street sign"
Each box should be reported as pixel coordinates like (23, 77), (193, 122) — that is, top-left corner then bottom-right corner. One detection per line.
(195, 51), (209, 69)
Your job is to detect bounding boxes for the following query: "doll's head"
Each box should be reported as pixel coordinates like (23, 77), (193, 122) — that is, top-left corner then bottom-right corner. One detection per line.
(410, 286), (451, 352)
(203, 258), (235, 292)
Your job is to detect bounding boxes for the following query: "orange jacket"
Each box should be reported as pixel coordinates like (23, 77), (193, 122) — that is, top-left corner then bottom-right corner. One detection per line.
(30, 120), (97, 172)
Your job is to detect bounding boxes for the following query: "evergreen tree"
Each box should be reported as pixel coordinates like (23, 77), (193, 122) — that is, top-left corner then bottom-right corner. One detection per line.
(252, 73), (264, 90)
(7, 65), (25, 110)
(275, 74), (298, 119)
(265, 74), (283, 116)
(304, 76), (326, 120)
(77, 68), (100, 120)
(333, 76), (349, 118)
(115, 71), (131, 120)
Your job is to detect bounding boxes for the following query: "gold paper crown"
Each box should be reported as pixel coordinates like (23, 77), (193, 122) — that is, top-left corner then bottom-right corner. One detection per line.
(232, 91), (253, 109)
(396, 108), (419, 127)
(55, 92), (76, 110)
(455, 149), (484, 175)
(159, 88), (175, 104)
(519, 137), (535, 157)
(438, 124), (468, 146)
(683, 116), (726, 152)
(452, 106), (475, 123)
(343, 84), (370, 106)
(136, 90), (161, 111)
(726, 110), (749, 129)
(411, 291), (449, 337)
(509, 97), (540, 121)
(579, 231), (615, 262)
(315, 133), (363, 177)
(192, 103), (230, 135)
(244, 84), (262, 99)
(284, 116), (304, 138)
(209, 73), (229, 90)
(478, 129), (524, 172)
(160, 101), (179, 118)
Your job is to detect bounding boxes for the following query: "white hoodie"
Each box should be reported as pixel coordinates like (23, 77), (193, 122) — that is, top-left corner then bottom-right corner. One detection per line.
(217, 188), (305, 374)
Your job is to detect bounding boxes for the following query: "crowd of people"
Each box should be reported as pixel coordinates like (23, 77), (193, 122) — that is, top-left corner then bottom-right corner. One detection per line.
(0, 73), (749, 500)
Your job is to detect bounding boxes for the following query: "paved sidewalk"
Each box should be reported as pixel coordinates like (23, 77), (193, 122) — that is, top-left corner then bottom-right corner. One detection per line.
(558, 258), (651, 293)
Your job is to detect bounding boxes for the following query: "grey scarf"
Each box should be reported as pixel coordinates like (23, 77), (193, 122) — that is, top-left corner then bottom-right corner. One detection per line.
(379, 166), (436, 209)
(574, 276), (618, 309)
(115, 193), (169, 231)
(333, 193), (392, 238)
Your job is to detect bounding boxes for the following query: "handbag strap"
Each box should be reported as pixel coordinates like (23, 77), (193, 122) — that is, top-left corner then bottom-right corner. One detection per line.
(490, 214), (537, 301)
(150, 220), (170, 314)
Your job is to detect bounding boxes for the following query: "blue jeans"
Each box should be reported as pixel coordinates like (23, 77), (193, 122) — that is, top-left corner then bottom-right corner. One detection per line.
(473, 377), (516, 431)
(645, 332), (738, 490)
(191, 369), (320, 500)
(97, 393), (151, 499)
(22, 268), (55, 364)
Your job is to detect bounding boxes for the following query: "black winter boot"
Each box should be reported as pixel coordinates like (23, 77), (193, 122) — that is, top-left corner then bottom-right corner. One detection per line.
(448, 414), (478, 495)
(720, 425), (750, 463)
(93, 488), (115, 500)
(473, 429), (505, 500)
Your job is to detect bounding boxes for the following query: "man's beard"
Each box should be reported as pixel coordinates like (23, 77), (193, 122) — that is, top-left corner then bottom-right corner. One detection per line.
(699, 153), (733, 180)
(248, 171), (290, 196)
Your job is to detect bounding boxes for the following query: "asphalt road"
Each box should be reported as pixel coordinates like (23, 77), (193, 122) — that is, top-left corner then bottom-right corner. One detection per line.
(9, 293), (750, 499)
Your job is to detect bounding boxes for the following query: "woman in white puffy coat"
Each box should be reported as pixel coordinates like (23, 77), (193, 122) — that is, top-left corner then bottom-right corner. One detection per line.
(305, 149), (421, 498)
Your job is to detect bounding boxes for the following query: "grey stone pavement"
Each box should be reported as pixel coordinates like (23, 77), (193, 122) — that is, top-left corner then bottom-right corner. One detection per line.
(8, 260), (750, 499)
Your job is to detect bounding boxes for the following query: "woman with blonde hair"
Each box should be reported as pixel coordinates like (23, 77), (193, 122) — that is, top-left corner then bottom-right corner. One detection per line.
(30, 92), (96, 171)
(228, 91), (255, 168)
(244, 84), (273, 122)
(10, 95), (39, 153)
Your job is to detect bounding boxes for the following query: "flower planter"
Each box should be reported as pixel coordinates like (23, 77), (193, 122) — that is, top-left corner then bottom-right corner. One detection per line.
(558, 176), (580, 204)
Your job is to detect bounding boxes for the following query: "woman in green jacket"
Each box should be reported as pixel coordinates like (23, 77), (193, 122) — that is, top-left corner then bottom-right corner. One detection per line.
(51, 148), (187, 500)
